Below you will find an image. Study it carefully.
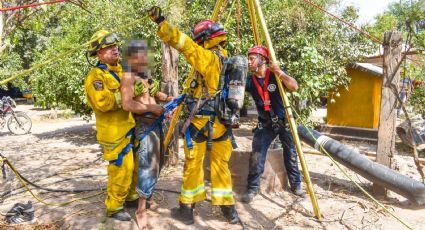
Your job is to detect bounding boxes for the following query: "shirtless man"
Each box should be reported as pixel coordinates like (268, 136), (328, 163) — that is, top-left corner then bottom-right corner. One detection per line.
(120, 40), (172, 229)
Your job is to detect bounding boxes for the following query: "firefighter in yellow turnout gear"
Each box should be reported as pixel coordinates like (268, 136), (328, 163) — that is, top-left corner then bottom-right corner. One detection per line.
(84, 30), (139, 221)
(148, 6), (239, 225)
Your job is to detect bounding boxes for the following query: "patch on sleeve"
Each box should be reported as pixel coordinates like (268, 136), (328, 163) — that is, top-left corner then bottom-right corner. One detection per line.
(93, 80), (104, 91)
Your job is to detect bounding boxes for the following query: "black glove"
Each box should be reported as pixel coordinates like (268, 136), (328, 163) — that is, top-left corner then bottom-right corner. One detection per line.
(148, 6), (165, 24)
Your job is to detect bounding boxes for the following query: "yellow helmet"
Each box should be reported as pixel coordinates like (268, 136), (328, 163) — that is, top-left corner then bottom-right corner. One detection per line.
(88, 30), (119, 57)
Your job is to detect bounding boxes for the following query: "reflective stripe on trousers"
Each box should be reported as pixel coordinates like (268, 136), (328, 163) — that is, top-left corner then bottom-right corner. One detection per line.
(180, 137), (235, 205)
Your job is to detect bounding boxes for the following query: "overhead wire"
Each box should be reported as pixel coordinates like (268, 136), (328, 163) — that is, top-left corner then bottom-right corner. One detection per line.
(0, 1), (419, 227)
(301, 0), (424, 66)
(0, 0), (67, 12)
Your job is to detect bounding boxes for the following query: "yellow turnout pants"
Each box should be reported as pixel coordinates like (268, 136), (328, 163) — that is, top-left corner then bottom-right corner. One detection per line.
(105, 149), (138, 215)
(180, 138), (235, 205)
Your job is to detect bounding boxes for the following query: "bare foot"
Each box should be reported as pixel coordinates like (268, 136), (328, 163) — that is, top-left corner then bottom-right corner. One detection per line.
(135, 210), (148, 230)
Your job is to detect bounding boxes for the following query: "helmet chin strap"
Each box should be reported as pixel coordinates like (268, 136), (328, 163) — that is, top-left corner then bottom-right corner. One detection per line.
(85, 52), (97, 67)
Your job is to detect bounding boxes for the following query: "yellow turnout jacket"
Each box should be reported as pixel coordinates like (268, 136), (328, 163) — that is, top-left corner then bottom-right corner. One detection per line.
(84, 63), (135, 161)
(157, 20), (228, 138)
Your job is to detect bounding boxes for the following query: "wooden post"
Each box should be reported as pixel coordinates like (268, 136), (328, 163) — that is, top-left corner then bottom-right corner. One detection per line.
(160, 41), (179, 166)
(373, 31), (402, 196)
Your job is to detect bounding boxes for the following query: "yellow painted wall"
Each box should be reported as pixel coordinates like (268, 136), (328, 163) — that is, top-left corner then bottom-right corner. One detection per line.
(327, 68), (382, 128)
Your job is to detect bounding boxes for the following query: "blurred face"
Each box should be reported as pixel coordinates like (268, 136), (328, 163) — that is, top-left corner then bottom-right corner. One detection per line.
(127, 50), (148, 73)
(97, 45), (119, 65)
(248, 54), (265, 72)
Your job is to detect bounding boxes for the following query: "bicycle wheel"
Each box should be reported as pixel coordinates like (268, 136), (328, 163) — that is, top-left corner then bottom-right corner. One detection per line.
(7, 113), (32, 135)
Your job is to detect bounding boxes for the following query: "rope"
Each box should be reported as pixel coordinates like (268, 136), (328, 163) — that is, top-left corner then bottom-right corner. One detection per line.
(0, 0), (67, 12)
(301, 0), (423, 66)
(1, 155), (105, 206)
(301, 0), (381, 43)
(0, 13), (150, 86)
(0, 153), (182, 206)
(236, 0), (242, 54)
(289, 107), (414, 229)
(216, 0), (229, 22)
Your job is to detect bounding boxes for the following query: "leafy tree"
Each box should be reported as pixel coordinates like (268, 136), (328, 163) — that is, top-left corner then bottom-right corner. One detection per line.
(2, 0), (375, 122)
(366, 0), (425, 117)
(409, 87), (425, 118)
(261, 0), (374, 120)
(0, 0), (60, 90)
(27, 0), (163, 114)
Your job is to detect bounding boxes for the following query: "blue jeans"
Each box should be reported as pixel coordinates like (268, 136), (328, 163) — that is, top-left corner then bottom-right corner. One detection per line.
(134, 118), (162, 199)
(247, 122), (301, 192)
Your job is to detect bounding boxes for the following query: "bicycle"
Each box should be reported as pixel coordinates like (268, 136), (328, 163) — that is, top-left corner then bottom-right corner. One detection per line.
(0, 96), (32, 135)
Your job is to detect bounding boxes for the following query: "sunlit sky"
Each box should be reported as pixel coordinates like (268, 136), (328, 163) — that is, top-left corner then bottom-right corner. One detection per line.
(342, 0), (398, 24)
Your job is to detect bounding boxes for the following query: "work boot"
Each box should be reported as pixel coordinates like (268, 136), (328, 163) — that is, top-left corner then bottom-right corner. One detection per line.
(291, 186), (306, 198)
(241, 189), (258, 203)
(124, 199), (138, 208)
(170, 203), (194, 225)
(109, 210), (132, 221)
(220, 205), (239, 224)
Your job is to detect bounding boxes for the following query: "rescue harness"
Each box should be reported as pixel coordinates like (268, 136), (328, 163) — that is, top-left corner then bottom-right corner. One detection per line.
(182, 51), (248, 152)
(252, 69), (288, 134)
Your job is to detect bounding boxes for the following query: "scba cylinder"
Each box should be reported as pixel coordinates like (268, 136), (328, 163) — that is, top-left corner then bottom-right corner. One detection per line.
(226, 55), (248, 110)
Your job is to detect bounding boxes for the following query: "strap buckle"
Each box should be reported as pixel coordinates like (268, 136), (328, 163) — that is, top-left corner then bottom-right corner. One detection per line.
(257, 122), (263, 129)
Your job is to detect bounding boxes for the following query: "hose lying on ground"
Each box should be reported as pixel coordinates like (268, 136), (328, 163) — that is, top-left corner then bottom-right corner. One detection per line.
(298, 125), (425, 205)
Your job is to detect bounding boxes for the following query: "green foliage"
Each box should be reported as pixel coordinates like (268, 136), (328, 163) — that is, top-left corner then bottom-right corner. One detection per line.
(367, 0), (425, 118)
(409, 88), (425, 118)
(28, 0), (163, 115)
(2, 0), (375, 122)
(366, 0), (425, 48)
(403, 58), (425, 117)
(366, 13), (398, 39)
(0, 52), (24, 89)
(261, 0), (373, 120)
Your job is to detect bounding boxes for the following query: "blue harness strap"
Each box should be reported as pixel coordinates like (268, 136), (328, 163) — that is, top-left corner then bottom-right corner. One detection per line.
(228, 127), (238, 149)
(138, 114), (165, 142)
(185, 127), (193, 149)
(97, 63), (121, 83)
(138, 94), (187, 143)
(110, 128), (134, 167)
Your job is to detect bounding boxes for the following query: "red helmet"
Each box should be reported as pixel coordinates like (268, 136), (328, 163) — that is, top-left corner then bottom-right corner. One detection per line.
(191, 19), (227, 44)
(248, 45), (270, 63)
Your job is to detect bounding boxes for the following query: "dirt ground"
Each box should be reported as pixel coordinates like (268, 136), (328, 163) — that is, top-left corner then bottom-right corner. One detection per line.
(0, 105), (424, 230)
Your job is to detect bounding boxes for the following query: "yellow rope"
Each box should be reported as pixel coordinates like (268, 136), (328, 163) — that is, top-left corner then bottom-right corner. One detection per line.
(0, 13), (151, 85)
(289, 108), (414, 229)
(0, 2), (414, 228)
(2, 156), (104, 206)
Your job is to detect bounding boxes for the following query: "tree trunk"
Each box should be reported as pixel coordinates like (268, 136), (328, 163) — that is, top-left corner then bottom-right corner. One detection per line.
(160, 41), (179, 166)
(373, 31), (402, 196)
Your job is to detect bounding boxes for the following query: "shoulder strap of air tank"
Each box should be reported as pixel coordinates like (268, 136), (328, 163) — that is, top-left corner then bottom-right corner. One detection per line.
(213, 50), (228, 91)
(97, 63), (121, 83)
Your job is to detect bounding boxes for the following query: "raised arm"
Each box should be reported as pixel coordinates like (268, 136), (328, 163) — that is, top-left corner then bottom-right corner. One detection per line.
(156, 20), (219, 79)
